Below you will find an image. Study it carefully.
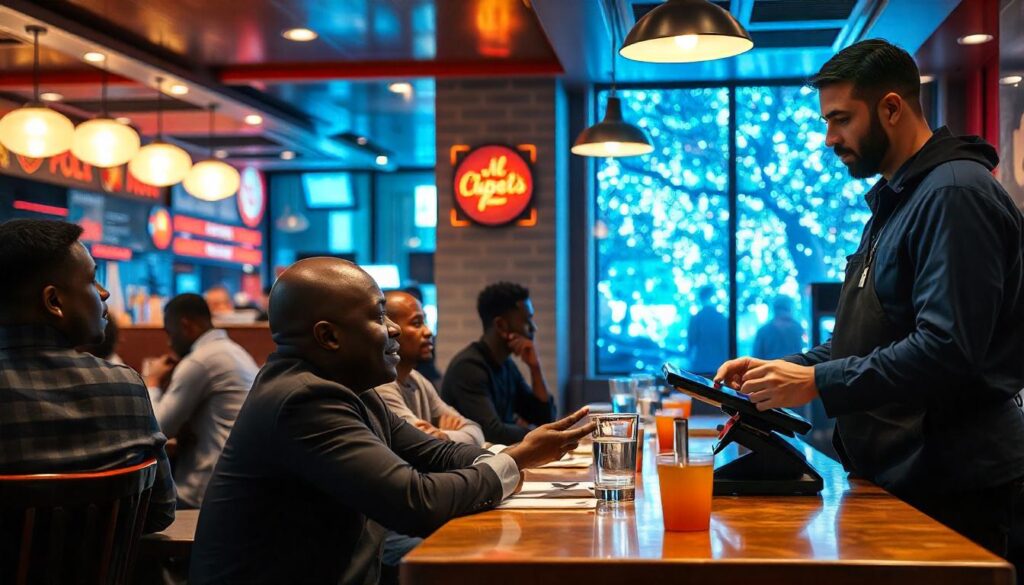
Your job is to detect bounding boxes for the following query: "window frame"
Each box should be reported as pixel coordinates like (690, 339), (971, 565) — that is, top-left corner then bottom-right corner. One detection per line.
(589, 79), (856, 377)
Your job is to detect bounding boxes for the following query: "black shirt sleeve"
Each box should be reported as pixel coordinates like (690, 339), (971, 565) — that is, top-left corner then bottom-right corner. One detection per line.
(442, 358), (530, 445)
(273, 384), (502, 537)
(510, 362), (556, 426)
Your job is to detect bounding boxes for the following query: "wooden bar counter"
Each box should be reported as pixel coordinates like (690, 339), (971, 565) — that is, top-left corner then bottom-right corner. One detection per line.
(138, 417), (1013, 584)
(401, 418), (1013, 585)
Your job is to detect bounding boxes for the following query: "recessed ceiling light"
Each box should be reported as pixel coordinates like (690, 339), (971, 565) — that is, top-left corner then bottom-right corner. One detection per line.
(356, 136), (368, 145)
(919, 75), (935, 84)
(83, 51), (106, 63)
(375, 155), (389, 166)
(387, 82), (413, 97)
(282, 28), (318, 42)
(115, 116), (132, 125)
(244, 114), (263, 125)
(169, 83), (189, 95)
(214, 149), (229, 159)
(39, 92), (64, 102)
(957, 33), (993, 45)
(1000, 75), (1023, 85)
(280, 150), (296, 160)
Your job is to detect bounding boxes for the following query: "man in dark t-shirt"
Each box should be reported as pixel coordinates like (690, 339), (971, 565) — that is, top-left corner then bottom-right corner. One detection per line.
(441, 282), (556, 444)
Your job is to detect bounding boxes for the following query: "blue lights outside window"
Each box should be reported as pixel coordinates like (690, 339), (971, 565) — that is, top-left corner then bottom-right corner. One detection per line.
(594, 85), (873, 376)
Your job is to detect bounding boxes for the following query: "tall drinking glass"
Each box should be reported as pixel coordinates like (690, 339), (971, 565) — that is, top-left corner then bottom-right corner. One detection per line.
(657, 452), (715, 531)
(608, 377), (638, 413)
(632, 374), (660, 420)
(591, 413), (639, 501)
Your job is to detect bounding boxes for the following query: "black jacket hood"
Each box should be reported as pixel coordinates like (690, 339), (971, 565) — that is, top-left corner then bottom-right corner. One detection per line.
(889, 126), (999, 192)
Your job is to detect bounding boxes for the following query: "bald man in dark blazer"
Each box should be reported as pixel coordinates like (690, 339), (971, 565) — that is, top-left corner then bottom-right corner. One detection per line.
(190, 258), (593, 585)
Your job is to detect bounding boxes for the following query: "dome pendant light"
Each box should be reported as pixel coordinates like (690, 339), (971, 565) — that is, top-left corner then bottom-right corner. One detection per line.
(72, 66), (141, 167)
(183, 104), (240, 201)
(620, 0), (753, 63)
(0, 26), (75, 158)
(128, 77), (192, 187)
(572, 32), (653, 158)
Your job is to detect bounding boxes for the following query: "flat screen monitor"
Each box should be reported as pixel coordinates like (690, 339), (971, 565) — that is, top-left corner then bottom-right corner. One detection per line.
(303, 173), (355, 208)
(363, 264), (401, 289)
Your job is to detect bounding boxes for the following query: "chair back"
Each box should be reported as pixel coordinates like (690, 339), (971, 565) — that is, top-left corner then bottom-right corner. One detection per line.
(0, 459), (158, 585)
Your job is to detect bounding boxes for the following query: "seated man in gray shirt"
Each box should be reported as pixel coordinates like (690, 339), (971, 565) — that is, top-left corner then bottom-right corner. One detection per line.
(145, 293), (257, 508)
(190, 258), (594, 585)
(376, 291), (483, 446)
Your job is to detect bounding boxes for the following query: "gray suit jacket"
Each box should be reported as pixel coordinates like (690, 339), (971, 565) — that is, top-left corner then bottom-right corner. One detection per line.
(189, 351), (503, 585)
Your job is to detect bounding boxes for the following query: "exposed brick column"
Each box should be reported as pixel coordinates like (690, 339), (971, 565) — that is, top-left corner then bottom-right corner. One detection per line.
(434, 77), (569, 411)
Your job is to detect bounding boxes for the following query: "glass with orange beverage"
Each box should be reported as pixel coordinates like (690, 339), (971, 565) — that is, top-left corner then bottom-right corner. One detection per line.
(655, 409), (684, 453)
(657, 453), (714, 531)
(661, 394), (692, 417)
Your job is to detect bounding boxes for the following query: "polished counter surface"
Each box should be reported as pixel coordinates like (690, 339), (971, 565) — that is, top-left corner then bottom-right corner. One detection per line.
(401, 417), (1012, 585)
(138, 417), (1013, 584)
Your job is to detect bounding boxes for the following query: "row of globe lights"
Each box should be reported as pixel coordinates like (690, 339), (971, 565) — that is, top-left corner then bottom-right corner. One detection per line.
(0, 26), (239, 201)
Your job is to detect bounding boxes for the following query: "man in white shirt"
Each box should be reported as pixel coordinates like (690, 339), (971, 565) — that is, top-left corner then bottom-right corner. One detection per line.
(145, 293), (257, 508)
(375, 291), (483, 446)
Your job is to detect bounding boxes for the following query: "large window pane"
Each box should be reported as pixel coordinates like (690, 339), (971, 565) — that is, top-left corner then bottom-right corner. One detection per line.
(734, 86), (873, 358)
(594, 88), (730, 375)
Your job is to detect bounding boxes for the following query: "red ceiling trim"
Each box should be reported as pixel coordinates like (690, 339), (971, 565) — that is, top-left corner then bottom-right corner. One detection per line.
(217, 59), (564, 83)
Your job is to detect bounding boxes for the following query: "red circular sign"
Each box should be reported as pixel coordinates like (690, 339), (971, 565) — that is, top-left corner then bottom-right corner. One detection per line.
(453, 145), (533, 226)
(148, 207), (172, 250)
(237, 167), (266, 228)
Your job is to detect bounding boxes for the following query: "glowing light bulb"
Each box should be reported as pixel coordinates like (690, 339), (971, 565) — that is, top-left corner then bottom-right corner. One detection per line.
(674, 34), (699, 51)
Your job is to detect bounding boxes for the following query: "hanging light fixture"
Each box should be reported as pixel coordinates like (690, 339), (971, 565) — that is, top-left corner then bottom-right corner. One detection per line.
(275, 204), (309, 233)
(183, 104), (240, 201)
(0, 26), (75, 158)
(572, 30), (652, 158)
(128, 77), (192, 186)
(71, 67), (140, 167)
(620, 0), (753, 63)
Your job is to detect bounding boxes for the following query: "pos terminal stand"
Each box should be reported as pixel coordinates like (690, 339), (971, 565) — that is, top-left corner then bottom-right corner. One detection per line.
(663, 363), (823, 496)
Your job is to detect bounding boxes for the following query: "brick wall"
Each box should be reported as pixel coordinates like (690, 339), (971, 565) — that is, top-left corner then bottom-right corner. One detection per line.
(434, 77), (569, 410)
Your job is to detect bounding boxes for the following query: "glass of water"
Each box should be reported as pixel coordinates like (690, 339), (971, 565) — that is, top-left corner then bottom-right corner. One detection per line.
(631, 374), (661, 420)
(591, 413), (640, 502)
(608, 377), (638, 413)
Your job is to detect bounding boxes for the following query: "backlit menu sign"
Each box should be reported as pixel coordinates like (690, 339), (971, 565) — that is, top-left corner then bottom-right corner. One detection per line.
(451, 144), (534, 226)
(0, 146), (166, 203)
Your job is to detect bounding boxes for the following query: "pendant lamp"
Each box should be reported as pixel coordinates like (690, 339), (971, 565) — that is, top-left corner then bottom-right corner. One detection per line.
(0, 26), (75, 158)
(128, 77), (192, 187)
(183, 104), (240, 201)
(275, 204), (309, 233)
(620, 0), (753, 63)
(572, 32), (652, 158)
(72, 67), (141, 167)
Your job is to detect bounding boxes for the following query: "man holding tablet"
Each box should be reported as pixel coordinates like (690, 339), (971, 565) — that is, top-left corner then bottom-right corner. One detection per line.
(716, 40), (1024, 569)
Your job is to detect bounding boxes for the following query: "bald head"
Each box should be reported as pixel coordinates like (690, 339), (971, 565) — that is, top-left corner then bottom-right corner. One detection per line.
(384, 291), (419, 321)
(270, 258), (401, 391)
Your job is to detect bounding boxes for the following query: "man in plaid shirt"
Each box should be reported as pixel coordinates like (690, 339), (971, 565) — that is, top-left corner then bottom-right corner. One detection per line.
(0, 219), (175, 533)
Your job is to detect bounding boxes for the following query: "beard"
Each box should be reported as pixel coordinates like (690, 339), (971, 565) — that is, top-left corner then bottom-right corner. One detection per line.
(835, 110), (890, 179)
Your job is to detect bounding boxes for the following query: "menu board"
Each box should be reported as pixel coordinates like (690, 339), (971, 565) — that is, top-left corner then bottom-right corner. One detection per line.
(67, 190), (167, 252)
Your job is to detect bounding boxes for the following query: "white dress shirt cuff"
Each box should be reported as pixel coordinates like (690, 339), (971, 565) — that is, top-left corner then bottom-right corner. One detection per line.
(473, 452), (520, 500)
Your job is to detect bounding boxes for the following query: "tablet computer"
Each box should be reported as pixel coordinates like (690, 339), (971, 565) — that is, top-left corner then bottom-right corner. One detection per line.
(662, 362), (811, 436)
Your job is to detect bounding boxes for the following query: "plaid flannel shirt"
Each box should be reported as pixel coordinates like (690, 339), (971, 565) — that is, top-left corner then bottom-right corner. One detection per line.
(0, 324), (176, 533)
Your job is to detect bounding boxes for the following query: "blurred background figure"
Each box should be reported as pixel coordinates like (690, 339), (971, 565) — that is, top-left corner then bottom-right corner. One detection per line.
(203, 285), (235, 318)
(686, 285), (728, 375)
(753, 296), (805, 360)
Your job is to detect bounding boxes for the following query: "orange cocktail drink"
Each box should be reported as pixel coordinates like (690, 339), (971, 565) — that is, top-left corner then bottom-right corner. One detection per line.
(661, 394), (692, 417)
(656, 454), (714, 532)
(655, 409), (685, 453)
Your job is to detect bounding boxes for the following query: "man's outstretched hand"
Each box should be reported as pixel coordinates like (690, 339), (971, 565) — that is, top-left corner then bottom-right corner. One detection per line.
(503, 407), (595, 470)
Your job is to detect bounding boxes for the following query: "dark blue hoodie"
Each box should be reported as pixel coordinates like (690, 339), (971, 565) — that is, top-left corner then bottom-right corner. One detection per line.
(788, 127), (1024, 494)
